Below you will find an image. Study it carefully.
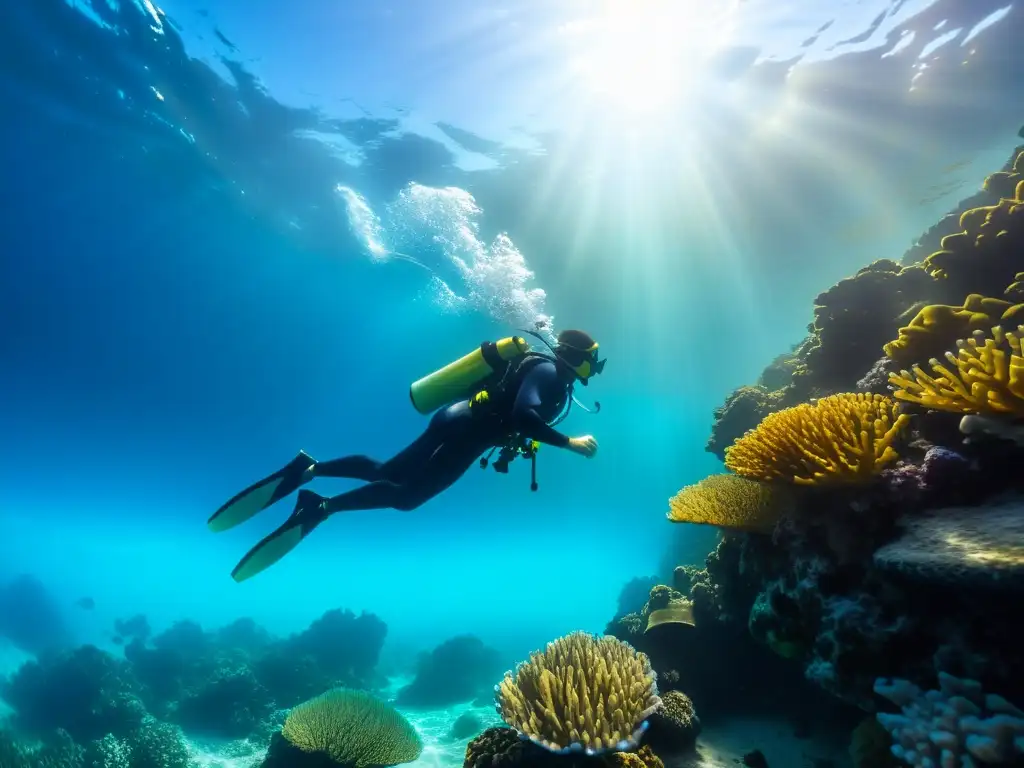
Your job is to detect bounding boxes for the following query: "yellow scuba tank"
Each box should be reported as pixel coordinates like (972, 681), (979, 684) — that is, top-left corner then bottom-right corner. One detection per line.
(409, 336), (531, 415)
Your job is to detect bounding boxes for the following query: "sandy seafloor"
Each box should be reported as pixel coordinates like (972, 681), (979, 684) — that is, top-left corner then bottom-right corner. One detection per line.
(0, 650), (851, 768)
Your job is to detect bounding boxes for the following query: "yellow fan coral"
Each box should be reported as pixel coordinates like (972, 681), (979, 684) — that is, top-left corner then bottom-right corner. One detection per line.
(888, 325), (1024, 417)
(281, 688), (422, 768)
(495, 631), (661, 755)
(724, 393), (909, 486)
(667, 474), (786, 533)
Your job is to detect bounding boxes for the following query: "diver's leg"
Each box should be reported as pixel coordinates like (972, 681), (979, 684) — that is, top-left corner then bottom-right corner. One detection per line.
(324, 431), (487, 514)
(312, 455), (385, 482)
(227, 405), (481, 583)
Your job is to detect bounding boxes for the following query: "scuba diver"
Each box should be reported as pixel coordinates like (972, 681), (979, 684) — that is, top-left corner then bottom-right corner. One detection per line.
(207, 328), (606, 582)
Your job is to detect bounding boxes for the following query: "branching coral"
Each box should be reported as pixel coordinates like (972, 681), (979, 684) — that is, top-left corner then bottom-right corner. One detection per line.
(889, 324), (1024, 417)
(724, 393), (910, 485)
(874, 673), (1024, 767)
(667, 474), (787, 533)
(494, 632), (661, 755)
(883, 294), (1024, 365)
(279, 688), (423, 767)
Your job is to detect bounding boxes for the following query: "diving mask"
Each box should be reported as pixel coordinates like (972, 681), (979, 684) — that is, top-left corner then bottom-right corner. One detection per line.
(568, 342), (606, 380)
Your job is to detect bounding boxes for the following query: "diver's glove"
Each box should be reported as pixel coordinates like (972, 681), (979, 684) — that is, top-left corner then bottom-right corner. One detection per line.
(567, 435), (598, 458)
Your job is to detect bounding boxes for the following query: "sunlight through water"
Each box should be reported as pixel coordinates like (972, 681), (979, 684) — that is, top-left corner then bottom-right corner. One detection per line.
(558, 0), (741, 114)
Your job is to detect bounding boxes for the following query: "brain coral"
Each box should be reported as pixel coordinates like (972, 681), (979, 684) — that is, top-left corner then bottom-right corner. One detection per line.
(281, 688), (423, 768)
(495, 632), (661, 755)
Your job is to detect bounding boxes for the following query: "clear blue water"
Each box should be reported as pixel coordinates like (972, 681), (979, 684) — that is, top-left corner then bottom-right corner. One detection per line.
(0, 0), (1020, 707)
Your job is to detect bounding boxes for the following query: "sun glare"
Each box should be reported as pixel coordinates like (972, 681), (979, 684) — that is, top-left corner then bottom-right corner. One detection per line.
(562, 0), (738, 114)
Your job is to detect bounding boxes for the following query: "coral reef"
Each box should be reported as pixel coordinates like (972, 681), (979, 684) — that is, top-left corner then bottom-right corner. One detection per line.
(0, 574), (73, 656)
(872, 496), (1024, 588)
(462, 728), (666, 768)
(395, 635), (503, 708)
(724, 393), (909, 485)
(84, 717), (195, 768)
(797, 261), (948, 396)
(1, 645), (146, 742)
(264, 688), (422, 768)
(614, 577), (661, 620)
(640, 586), (695, 632)
(874, 672), (1024, 767)
(922, 157), (1024, 300)
(667, 474), (790, 533)
(0, 728), (84, 768)
(0, 604), (390, 757)
(494, 632), (661, 755)
(705, 386), (789, 462)
(658, 144), (1024, 752)
(643, 691), (700, 755)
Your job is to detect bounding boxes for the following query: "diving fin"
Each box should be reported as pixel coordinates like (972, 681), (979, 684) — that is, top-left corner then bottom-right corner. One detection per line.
(207, 450), (316, 533)
(230, 490), (328, 583)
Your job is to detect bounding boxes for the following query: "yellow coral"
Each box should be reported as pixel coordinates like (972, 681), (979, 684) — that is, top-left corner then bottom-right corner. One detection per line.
(495, 632), (661, 754)
(923, 155), (1024, 295)
(641, 585), (695, 631)
(723, 393), (909, 486)
(282, 688), (423, 768)
(667, 474), (785, 533)
(888, 324), (1024, 417)
(606, 745), (664, 768)
(883, 294), (1024, 364)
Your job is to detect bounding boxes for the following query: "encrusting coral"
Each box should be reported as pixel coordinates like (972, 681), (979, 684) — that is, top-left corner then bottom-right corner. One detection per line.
(724, 393), (910, 485)
(494, 632), (661, 755)
(882, 294), (1024, 365)
(272, 688), (422, 768)
(872, 496), (1024, 588)
(922, 154), (1024, 300)
(889, 324), (1024, 417)
(667, 474), (788, 533)
(463, 728), (664, 768)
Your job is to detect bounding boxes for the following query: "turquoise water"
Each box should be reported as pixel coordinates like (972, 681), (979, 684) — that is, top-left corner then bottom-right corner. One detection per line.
(1, 1), (1022, 767)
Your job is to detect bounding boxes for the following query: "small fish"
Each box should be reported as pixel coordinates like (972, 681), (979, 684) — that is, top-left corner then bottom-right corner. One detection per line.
(111, 635), (124, 646)
(75, 596), (95, 611)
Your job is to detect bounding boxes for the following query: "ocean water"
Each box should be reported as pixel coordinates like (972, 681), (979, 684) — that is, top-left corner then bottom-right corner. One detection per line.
(1, 1), (1023, 767)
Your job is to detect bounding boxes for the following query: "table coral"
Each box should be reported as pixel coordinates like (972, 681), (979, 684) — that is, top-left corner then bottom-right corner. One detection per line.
(667, 474), (789, 533)
(872, 496), (1024, 589)
(724, 393), (910, 486)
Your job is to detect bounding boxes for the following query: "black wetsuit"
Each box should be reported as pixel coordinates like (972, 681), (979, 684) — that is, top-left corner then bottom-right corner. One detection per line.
(312, 357), (573, 516)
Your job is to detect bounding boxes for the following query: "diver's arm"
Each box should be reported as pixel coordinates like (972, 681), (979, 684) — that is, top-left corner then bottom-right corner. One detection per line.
(508, 363), (572, 448)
